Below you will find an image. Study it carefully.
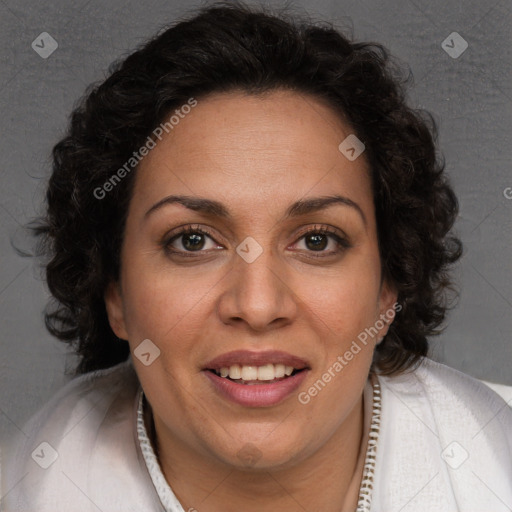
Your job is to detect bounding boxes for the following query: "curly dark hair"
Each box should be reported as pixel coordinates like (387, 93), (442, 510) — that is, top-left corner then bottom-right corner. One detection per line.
(32, 1), (462, 376)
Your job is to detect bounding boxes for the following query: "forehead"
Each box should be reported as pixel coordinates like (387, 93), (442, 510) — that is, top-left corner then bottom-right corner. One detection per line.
(132, 90), (373, 216)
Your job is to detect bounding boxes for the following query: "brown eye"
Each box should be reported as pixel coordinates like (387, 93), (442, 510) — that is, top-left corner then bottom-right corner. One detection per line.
(181, 233), (206, 251)
(163, 226), (223, 256)
(293, 225), (351, 257)
(305, 233), (328, 251)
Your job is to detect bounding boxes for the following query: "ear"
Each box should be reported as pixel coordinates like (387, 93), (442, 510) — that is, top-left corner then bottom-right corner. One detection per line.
(376, 279), (398, 342)
(104, 281), (129, 340)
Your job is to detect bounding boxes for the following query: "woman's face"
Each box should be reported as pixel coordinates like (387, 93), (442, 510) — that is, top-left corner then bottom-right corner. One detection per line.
(105, 90), (396, 470)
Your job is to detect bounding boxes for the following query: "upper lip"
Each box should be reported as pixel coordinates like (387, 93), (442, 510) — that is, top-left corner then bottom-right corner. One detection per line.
(203, 350), (310, 371)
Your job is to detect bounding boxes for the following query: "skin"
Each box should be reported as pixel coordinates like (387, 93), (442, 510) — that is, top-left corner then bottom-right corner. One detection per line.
(105, 90), (397, 512)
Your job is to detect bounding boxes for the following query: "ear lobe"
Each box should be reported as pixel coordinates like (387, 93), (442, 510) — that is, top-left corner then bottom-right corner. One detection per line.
(379, 279), (398, 315)
(104, 281), (129, 340)
(377, 279), (399, 340)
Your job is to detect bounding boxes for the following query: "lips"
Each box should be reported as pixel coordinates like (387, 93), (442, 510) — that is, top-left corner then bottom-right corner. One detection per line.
(203, 350), (310, 371)
(202, 350), (310, 407)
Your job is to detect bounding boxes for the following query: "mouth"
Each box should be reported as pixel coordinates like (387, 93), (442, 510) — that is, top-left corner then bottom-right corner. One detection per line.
(207, 363), (305, 384)
(202, 350), (310, 407)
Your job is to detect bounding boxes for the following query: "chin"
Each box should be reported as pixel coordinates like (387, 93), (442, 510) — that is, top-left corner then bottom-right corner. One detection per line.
(210, 432), (309, 472)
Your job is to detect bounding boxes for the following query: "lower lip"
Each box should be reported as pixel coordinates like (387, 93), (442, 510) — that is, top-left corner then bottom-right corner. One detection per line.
(203, 370), (309, 407)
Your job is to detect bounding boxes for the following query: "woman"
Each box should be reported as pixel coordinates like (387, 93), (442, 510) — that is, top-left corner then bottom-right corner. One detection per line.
(2, 3), (511, 511)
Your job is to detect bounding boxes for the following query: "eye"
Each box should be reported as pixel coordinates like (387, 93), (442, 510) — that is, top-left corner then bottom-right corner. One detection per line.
(164, 225), (222, 254)
(293, 225), (350, 255)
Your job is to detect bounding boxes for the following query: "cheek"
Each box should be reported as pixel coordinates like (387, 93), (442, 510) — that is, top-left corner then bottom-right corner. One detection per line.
(120, 263), (211, 401)
(297, 272), (379, 416)
(298, 262), (381, 341)
(120, 249), (217, 343)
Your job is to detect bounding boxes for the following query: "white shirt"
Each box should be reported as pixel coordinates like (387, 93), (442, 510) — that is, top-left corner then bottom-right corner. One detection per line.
(1, 356), (511, 511)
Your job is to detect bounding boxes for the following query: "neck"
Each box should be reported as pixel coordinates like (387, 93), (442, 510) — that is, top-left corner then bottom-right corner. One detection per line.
(150, 394), (366, 512)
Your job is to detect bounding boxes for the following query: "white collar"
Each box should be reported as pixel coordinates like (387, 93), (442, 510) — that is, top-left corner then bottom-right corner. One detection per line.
(136, 389), (185, 512)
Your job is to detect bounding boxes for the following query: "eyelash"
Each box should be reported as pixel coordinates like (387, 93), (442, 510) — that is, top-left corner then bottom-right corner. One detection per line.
(162, 225), (217, 258)
(162, 224), (351, 258)
(297, 225), (351, 257)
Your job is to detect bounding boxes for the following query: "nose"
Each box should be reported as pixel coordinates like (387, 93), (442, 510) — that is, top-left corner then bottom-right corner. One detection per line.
(216, 246), (298, 332)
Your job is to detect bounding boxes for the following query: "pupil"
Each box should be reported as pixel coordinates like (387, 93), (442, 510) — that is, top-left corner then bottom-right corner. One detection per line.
(183, 233), (204, 250)
(306, 234), (327, 251)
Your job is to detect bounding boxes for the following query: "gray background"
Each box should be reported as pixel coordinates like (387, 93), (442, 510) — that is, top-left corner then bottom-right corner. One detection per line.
(0, 0), (510, 442)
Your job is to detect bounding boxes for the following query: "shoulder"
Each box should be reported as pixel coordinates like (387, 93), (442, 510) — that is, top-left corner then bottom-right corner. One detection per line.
(392, 356), (510, 407)
(19, 357), (139, 442)
(1, 358), (149, 511)
(3, 357), (139, 461)
(379, 356), (512, 433)
(372, 358), (512, 511)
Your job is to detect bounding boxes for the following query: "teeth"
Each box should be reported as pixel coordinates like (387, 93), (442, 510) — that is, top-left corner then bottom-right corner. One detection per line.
(275, 364), (285, 378)
(229, 364), (241, 380)
(216, 364), (300, 381)
(257, 364), (275, 381)
(241, 366), (258, 380)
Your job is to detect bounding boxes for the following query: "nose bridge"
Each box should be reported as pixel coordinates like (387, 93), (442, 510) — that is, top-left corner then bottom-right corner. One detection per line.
(218, 238), (297, 330)
(239, 247), (282, 294)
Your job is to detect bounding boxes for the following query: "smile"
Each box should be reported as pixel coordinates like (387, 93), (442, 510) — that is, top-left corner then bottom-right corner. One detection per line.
(212, 363), (298, 383)
(202, 350), (310, 407)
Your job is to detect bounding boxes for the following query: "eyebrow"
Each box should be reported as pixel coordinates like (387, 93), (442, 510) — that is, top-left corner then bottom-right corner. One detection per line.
(145, 195), (230, 219)
(284, 195), (367, 225)
(144, 194), (366, 225)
